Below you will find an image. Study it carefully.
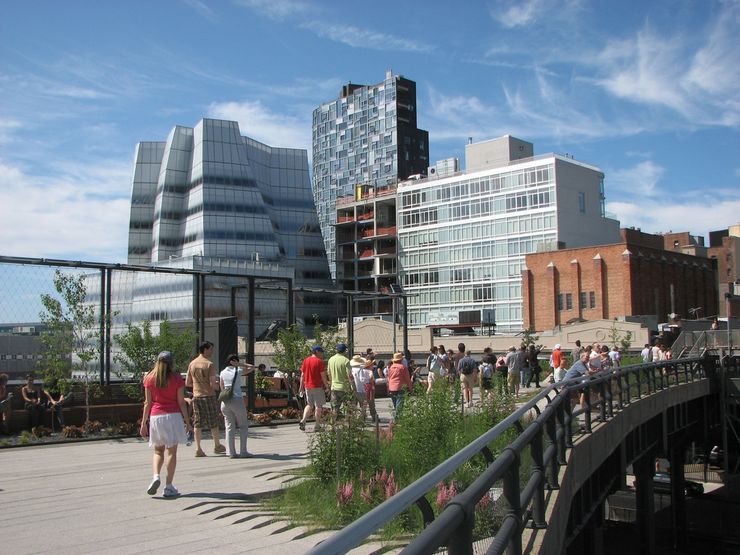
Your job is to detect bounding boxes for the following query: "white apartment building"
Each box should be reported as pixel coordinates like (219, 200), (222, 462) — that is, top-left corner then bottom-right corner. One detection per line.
(397, 136), (621, 332)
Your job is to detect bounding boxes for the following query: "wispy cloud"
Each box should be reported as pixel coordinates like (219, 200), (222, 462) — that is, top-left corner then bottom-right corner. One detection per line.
(235, 0), (312, 20)
(207, 99), (310, 151)
(181, 0), (217, 21)
(489, 0), (584, 29)
(424, 75), (645, 144)
(594, 2), (740, 126)
(607, 160), (665, 197)
(237, 0), (432, 52)
(0, 158), (132, 262)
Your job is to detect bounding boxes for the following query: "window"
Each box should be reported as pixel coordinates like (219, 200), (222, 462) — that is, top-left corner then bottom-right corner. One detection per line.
(578, 192), (586, 214)
(589, 291), (596, 308)
(565, 293), (573, 310)
(580, 292), (587, 309)
(557, 294), (564, 311)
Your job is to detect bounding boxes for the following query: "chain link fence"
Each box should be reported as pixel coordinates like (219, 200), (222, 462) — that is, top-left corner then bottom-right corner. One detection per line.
(0, 256), (408, 383)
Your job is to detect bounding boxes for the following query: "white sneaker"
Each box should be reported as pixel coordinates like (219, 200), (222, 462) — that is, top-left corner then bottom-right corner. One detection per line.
(147, 476), (160, 496)
(163, 485), (180, 498)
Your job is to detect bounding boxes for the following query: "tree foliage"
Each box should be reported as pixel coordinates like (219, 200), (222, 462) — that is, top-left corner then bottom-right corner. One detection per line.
(270, 319), (349, 373)
(39, 270), (99, 422)
(608, 320), (633, 352)
(520, 327), (541, 349)
(114, 320), (197, 400)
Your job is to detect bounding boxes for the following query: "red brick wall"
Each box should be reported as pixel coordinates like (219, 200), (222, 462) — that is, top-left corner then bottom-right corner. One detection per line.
(524, 242), (718, 330)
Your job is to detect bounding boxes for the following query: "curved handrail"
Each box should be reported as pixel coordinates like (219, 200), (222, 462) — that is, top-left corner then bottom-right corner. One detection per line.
(307, 357), (710, 555)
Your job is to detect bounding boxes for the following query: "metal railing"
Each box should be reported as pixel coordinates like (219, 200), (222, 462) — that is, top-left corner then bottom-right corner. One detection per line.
(308, 357), (711, 555)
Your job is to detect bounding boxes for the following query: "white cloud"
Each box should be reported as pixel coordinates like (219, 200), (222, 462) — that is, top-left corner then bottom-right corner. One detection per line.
(207, 100), (311, 151)
(181, 0), (217, 20)
(424, 79), (645, 144)
(607, 196), (740, 241)
(300, 21), (432, 53)
(0, 159), (132, 262)
(235, 0), (312, 21)
(489, 0), (584, 29)
(594, 2), (740, 126)
(238, 0), (432, 52)
(607, 160), (665, 197)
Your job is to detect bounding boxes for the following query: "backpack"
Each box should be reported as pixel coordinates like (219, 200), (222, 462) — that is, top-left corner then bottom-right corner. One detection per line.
(460, 358), (477, 375)
(480, 363), (493, 379)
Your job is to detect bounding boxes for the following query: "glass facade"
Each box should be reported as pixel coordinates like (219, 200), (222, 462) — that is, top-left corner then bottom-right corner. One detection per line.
(312, 71), (428, 279)
(398, 161), (559, 332)
(125, 118), (333, 332)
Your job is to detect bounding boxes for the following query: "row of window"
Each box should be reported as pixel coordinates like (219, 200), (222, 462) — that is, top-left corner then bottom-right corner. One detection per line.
(407, 303), (523, 326)
(400, 164), (554, 208)
(557, 291), (597, 311)
(401, 235), (555, 269)
(401, 188), (554, 228)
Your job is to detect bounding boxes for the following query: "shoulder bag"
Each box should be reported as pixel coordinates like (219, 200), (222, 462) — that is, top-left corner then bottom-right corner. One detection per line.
(218, 368), (239, 402)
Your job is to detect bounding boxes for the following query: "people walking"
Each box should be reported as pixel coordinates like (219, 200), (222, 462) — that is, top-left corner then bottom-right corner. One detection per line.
(140, 351), (192, 497)
(327, 343), (355, 420)
(298, 345), (329, 432)
(387, 352), (413, 418)
(186, 341), (226, 457)
(505, 346), (521, 397)
(219, 354), (255, 459)
(457, 350), (478, 408)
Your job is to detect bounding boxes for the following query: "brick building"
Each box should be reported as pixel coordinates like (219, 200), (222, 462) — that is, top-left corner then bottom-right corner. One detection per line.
(708, 223), (740, 317)
(522, 229), (718, 330)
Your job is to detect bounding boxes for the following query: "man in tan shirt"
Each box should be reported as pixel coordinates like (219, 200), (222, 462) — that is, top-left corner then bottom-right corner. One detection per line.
(186, 341), (225, 456)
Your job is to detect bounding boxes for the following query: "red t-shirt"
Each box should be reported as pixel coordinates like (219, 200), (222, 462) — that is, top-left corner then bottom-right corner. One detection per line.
(143, 372), (185, 416)
(301, 355), (326, 389)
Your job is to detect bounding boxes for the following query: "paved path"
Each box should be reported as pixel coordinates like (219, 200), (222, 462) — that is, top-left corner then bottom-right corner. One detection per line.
(2, 388), (539, 555)
(1, 397), (411, 555)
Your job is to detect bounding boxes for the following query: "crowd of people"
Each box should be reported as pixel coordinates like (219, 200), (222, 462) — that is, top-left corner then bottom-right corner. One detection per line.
(0, 336), (663, 498)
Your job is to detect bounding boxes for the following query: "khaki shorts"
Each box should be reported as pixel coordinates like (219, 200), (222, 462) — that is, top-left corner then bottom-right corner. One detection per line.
(507, 371), (520, 389)
(461, 372), (477, 388)
(305, 388), (326, 408)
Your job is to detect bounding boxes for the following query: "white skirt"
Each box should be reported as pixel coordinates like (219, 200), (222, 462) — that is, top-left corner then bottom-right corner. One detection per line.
(149, 412), (188, 448)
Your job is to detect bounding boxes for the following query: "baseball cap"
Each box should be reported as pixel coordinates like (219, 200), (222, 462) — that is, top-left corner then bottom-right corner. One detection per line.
(311, 345), (324, 352)
(336, 343), (347, 353)
(157, 351), (173, 363)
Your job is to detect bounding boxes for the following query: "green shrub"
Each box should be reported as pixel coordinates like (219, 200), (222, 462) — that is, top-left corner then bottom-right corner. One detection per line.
(309, 412), (379, 482)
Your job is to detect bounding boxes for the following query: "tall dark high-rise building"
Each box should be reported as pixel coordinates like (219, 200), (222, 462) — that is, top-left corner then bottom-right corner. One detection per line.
(312, 70), (429, 280)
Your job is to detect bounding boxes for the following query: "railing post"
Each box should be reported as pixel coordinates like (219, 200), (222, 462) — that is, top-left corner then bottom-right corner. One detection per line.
(530, 427), (547, 529)
(598, 379), (607, 422)
(546, 408), (562, 485)
(584, 383), (592, 433)
(564, 392), (574, 448)
(447, 503), (475, 555)
(502, 449), (522, 555)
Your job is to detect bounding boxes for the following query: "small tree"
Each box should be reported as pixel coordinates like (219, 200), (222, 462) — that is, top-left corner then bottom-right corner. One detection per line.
(114, 320), (197, 400)
(608, 320), (633, 352)
(520, 327), (541, 349)
(270, 320), (348, 405)
(39, 270), (99, 423)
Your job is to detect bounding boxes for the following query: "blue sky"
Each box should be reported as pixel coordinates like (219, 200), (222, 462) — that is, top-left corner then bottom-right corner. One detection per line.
(1, 0), (738, 263)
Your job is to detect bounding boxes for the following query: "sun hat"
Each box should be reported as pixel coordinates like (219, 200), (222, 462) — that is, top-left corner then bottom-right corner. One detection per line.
(392, 352), (403, 362)
(351, 354), (365, 363)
